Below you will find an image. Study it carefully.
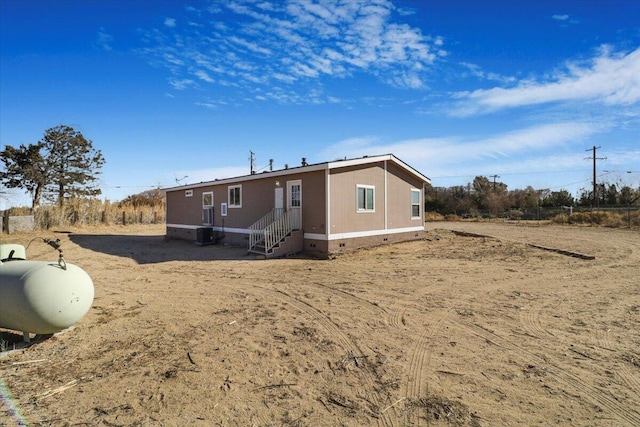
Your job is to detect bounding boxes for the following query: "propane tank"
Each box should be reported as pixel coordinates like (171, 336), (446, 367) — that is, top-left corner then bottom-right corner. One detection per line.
(0, 243), (94, 336)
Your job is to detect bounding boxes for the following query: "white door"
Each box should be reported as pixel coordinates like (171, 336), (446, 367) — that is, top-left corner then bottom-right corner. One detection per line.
(287, 180), (302, 229)
(274, 187), (284, 219)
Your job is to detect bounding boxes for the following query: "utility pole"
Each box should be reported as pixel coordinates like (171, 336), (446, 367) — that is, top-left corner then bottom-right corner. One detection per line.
(490, 174), (500, 191)
(585, 146), (606, 207)
(249, 151), (255, 175)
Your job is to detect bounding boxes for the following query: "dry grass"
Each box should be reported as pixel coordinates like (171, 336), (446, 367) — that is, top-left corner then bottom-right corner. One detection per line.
(552, 210), (640, 227)
(4, 198), (165, 230)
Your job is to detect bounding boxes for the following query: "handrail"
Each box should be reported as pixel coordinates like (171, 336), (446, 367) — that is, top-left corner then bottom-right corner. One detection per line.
(248, 208), (283, 251)
(248, 208), (284, 232)
(248, 208), (297, 254)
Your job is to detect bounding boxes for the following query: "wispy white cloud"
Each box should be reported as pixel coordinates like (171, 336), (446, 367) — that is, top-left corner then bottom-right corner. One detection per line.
(95, 28), (113, 51)
(451, 45), (640, 116)
(139, 0), (443, 104)
(193, 70), (214, 82)
(321, 121), (600, 174)
(458, 62), (517, 85)
(552, 14), (579, 25)
(169, 78), (196, 90)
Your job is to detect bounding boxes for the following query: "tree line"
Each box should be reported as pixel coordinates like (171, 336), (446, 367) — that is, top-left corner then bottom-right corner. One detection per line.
(426, 175), (640, 217)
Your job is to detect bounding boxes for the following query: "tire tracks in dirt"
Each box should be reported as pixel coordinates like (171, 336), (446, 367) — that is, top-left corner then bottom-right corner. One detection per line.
(519, 305), (554, 339)
(456, 318), (640, 426)
(594, 329), (640, 400)
(312, 282), (388, 318)
(401, 308), (450, 426)
(617, 364), (640, 400)
(387, 306), (406, 329)
(248, 284), (396, 427)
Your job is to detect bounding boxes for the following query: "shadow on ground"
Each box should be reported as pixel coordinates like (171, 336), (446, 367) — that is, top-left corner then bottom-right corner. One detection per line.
(68, 234), (254, 264)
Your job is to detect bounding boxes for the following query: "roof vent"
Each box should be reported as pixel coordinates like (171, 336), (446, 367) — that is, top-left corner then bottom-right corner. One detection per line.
(301, 157), (308, 166)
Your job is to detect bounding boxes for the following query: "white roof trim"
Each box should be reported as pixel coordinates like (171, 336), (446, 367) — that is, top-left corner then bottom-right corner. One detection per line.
(163, 154), (430, 192)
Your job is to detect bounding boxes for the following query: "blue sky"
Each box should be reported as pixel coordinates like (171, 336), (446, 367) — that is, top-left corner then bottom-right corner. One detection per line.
(1, 0), (639, 207)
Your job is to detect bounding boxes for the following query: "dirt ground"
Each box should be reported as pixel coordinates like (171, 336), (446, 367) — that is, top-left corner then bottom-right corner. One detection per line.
(1, 221), (639, 426)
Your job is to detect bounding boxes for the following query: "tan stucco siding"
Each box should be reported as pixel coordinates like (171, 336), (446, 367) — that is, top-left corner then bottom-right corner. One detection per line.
(386, 162), (424, 229)
(328, 161), (424, 235)
(166, 186), (217, 226)
(166, 170), (326, 233)
(167, 176), (281, 229)
(296, 170), (326, 235)
(223, 177), (274, 228)
(329, 162), (387, 234)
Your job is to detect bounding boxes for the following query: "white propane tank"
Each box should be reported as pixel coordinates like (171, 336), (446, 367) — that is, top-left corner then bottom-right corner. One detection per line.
(0, 245), (94, 335)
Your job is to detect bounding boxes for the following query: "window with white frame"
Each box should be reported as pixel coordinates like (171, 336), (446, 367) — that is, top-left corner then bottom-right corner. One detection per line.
(228, 185), (242, 208)
(411, 188), (421, 219)
(356, 185), (375, 212)
(202, 191), (214, 225)
(221, 203), (228, 217)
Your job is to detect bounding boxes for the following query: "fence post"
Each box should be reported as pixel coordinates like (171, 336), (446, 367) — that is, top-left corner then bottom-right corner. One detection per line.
(122, 211), (126, 226)
(140, 211), (143, 224)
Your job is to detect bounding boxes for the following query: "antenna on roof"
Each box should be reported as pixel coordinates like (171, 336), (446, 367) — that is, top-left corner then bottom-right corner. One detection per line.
(249, 151), (255, 175)
(174, 174), (188, 184)
(269, 159), (274, 171)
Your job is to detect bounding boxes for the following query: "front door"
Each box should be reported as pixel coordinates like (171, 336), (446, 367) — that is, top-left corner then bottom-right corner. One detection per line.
(287, 180), (302, 229)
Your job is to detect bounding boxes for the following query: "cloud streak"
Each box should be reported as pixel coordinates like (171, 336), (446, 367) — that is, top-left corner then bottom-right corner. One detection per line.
(451, 45), (640, 116)
(323, 122), (599, 161)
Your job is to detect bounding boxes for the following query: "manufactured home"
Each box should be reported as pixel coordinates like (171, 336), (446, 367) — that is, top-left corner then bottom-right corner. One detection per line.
(164, 154), (430, 258)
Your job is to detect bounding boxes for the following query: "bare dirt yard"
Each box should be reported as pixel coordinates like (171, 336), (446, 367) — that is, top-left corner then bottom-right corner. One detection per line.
(1, 221), (639, 426)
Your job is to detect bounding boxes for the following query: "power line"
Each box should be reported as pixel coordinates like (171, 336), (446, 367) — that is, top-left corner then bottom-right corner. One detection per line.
(585, 146), (607, 207)
(430, 169), (588, 179)
(489, 174), (500, 191)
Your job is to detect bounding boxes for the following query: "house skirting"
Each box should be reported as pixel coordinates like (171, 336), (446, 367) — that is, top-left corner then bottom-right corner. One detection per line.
(166, 224), (249, 246)
(166, 224), (425, 257)
(304, 226), (425, 258)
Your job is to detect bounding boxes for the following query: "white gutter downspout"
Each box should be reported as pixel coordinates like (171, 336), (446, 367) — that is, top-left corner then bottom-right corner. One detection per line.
(326, 167), (331, 239)
(384, 160), (388, 230)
